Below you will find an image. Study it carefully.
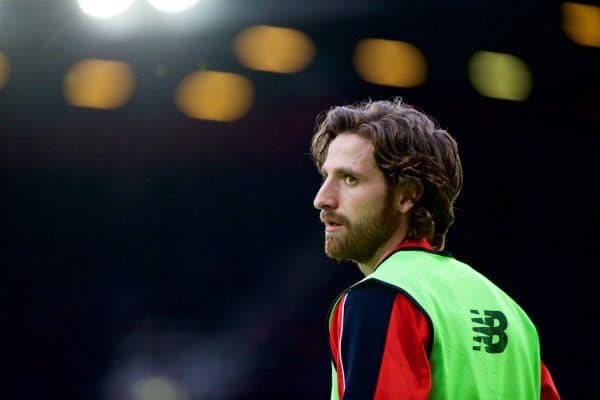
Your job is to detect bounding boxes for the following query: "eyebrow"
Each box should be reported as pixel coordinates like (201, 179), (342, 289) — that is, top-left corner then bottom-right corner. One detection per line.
(320, 166), (362, 178)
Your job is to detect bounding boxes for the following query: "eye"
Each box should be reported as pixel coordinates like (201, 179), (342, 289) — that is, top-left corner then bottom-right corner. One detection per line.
(344, 175), (359, 185)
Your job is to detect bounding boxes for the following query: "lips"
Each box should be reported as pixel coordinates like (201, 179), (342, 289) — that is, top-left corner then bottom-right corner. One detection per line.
(325, 223), (343, 233)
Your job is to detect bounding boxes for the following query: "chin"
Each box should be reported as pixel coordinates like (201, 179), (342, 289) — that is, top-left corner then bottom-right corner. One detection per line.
(325, 241), (350, 261)
(324, 243), (340, 259)
(325, 247), (340, 260)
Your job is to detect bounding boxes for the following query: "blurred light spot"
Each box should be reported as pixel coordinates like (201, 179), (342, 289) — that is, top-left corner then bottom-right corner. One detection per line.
(234, 25), (315, 73)
(468, 51), (532, 101)
(0, 52), (9, 90)
(78, 0), (135, 19)
(353, 39), (427, 87)
(64, 59), (135, 109)
(561, 2), (600, 47)
(148, 0), (199, 13)
(132, 376), (188, 400)
(175, 70), (254, 122)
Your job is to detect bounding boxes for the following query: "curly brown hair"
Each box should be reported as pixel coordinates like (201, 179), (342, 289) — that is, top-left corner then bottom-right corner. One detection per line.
(310, 98), (463, 250)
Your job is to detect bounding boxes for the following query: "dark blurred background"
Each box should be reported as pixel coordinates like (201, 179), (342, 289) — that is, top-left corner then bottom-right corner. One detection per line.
(1, 0), (598, 399)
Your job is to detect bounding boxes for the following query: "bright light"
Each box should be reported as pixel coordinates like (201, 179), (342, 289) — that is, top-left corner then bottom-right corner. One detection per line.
(468, 51), (532, 101)
(147, 0), (199, 13)
(175, 70), (254, 122)
(234, 25), (316, 73)
(0, 52), (9, 90)
(63, 59), (136, 109)
(353, 39), (427, 88)
(78, 0), (135, 19)
(561, 2), (600, 47)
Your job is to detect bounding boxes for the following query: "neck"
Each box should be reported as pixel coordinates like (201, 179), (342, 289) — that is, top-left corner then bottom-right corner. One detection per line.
(356, 228), (408, 276)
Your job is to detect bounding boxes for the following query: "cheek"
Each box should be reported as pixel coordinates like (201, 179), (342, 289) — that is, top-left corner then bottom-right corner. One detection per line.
(344, 190), (386, 222)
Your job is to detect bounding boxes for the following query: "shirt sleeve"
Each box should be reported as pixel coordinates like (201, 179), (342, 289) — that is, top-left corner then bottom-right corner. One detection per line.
(540, 361), (561, 400)
(328, 282), (431, 400)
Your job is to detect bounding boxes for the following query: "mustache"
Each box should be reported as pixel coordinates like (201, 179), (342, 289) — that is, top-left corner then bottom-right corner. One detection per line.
(320, 211), (349, 226)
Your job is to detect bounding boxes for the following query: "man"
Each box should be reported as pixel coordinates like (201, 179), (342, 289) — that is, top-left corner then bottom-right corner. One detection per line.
(311, 98), (560, 399)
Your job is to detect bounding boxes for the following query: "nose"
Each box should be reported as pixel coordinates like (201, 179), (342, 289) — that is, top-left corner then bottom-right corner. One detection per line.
(313, 178), (338, 210)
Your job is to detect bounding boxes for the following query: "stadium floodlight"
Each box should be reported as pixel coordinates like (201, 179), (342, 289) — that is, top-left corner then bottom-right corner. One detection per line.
(175, 70), (254, 122)
(353, 39), (427, 88)
(147, 0), (199, 13)
(468, 51), (532, 101)
(78, 0), (135, 19)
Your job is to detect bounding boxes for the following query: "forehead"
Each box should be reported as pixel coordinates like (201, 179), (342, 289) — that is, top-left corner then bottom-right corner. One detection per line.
(322, 133), (377, 173)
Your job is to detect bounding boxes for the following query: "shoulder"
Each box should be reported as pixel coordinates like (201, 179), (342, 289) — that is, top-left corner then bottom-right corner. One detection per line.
(340, 279), (399, 311)
(331, 279), (432, 353)
(335, 279), (426, 324)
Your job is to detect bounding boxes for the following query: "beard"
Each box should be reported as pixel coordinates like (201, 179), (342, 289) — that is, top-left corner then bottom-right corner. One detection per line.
(324, 190), (400, 264)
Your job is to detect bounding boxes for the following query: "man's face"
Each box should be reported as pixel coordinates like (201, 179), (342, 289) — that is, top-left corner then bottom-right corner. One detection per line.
(313, 133), (401, 264)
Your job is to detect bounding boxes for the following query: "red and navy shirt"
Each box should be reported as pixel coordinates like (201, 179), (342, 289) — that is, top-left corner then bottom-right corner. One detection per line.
(328, 240), (561, 399)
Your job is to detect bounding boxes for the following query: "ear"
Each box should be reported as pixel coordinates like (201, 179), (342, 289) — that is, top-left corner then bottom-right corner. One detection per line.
(393, 178), (423, 214)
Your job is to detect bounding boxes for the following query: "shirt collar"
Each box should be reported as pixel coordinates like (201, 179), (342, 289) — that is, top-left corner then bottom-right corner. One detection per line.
(373, 238), (435, 273)
(393, 239), (433, 251)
